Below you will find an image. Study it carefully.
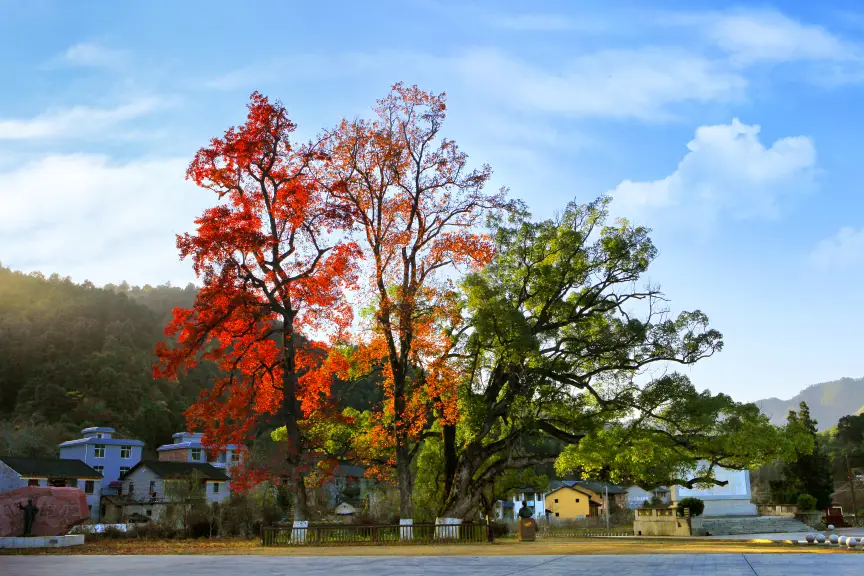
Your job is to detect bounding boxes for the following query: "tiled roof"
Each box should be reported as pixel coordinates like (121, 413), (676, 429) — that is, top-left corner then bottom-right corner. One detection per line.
(124, 460), (229, 481)
(571, 480), (626, 495)
(545, 479), (626, 495)
(1, 457), (102, 479)
(59, 438), (145, 447)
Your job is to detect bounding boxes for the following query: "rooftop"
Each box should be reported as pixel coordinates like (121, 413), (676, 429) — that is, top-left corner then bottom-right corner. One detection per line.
(1, 457), (102, 479)
(123, 461), (229, 481)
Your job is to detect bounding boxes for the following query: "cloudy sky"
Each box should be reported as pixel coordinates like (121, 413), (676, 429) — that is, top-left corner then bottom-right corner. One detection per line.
(1, 0), (862, 403)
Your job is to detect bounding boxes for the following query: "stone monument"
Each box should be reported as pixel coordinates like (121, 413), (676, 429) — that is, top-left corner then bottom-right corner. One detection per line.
(0, 486), (90, 538)
(517, 501), (536, 542)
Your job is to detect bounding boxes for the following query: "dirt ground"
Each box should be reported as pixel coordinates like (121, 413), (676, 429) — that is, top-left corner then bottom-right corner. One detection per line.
(2, 536), (857, 556)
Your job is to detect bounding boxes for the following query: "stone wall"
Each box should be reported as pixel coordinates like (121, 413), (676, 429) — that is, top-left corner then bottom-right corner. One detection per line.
(633, 508), (697, 537)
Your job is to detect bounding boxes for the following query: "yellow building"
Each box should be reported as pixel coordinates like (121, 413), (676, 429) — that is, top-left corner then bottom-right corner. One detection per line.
(545, 485), (602, 519)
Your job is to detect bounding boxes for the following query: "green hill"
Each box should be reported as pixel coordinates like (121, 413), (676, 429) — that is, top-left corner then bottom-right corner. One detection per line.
(0, 265), (219, 457)
(756, 377), (864, 431)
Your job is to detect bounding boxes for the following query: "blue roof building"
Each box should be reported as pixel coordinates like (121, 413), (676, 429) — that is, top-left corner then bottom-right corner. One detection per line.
(157, 432), (241, 478)
(59, 427), (145, 519)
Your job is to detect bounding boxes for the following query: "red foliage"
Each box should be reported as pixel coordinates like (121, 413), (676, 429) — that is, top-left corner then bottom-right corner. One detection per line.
(321, 84), (508, 489)
(154, 92), (360, 495)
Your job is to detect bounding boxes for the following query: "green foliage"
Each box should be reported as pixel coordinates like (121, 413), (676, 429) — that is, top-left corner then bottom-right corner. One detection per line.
(676, 497), (705, 517)
(0, 266), (218, 452)
(770, 402), (834, 509)
(797, 493), (817, 511)
(433, 198), (797, 517)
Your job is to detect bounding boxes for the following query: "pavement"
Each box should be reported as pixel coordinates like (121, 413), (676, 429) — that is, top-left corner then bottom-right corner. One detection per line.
(2, 554), (864, 576)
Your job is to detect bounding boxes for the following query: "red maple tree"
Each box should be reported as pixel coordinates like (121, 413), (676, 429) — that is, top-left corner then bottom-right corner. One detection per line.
(320, 84), (509, 518)
(154, 92), (360, 520)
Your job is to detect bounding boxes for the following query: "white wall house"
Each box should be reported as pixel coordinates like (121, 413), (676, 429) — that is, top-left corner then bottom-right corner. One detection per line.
(115, 460), (230, 522)
(671, 465), (757, 517)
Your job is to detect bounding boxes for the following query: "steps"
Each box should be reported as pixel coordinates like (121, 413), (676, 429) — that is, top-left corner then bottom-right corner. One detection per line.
(701, 516), (814, 536)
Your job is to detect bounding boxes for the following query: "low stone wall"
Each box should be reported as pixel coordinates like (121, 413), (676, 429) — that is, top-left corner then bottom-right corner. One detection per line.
(758, 505), (797, 517)
(634, 508), (702, 536)
(0, 534), (85, 548)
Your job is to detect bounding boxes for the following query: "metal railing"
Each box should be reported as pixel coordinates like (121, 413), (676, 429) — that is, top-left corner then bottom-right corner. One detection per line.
(261, 522), (490, 546)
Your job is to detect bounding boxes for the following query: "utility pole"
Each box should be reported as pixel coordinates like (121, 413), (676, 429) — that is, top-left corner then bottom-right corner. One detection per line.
(846, 450), (859, 525)
(605, 485), (610, 530)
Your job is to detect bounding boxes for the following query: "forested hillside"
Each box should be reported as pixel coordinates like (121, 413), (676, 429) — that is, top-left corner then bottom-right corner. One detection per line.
(756, 377), (864, 431)
(0, 265), (219, 457)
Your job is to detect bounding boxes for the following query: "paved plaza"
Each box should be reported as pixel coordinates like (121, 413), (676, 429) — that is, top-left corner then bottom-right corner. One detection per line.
(2, 554), (863, 576)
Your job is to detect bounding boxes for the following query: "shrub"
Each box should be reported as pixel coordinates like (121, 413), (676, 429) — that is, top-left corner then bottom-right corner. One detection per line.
(797, 493), (817, 511)
(676, 497), (705, 517)
(491, 521), (510, 537)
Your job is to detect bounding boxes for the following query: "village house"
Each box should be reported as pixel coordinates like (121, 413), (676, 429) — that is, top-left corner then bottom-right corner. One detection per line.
(102, 460), (229, 523)
(496, 480), (627, 522)
(157, 432), (241, 479)
(58, 427), (145, 503)
(0, 457), (103, 520)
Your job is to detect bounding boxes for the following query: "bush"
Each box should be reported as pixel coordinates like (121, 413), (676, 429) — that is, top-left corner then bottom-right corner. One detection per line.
(797, 493), (817, 511)
(676, 497), (705, 517)
(491, 521), (510, 537)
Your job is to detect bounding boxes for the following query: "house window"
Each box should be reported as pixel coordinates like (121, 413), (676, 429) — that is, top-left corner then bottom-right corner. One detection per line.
(94, 444), (105, 458)
(85, 480), (95, 494)
(93, 466), (104, 475)
(231, 451), (240, 463)
(213, 482), (220, 494)
(100, 505), (106, 518)
(575, 498), (580, 503)
(146, 510), (152, 517)
(97, 433), (103, 439)
(28, 479), (39, 487)
(119, 467), (130, 476)
(128, 482), (135, 496)
(88, 505), (92, 513)
(554, 498), (558, 503)
(555, 512), (560, 517)
(120, 445), (132, 459)
(191, 448), (202, 461)
(149, 480), (156, 495)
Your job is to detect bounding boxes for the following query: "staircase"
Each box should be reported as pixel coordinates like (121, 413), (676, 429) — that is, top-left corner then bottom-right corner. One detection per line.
(702, 516), (814, 536)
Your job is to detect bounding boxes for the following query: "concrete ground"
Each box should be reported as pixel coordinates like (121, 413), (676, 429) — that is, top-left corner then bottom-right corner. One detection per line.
(2, 554), (864, 575)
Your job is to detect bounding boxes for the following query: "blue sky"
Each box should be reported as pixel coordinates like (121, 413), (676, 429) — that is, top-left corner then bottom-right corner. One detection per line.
(1, 0), (863, 403)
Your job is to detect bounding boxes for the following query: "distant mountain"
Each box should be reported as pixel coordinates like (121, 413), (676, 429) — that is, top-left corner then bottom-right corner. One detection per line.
(756, 377), (864, 431)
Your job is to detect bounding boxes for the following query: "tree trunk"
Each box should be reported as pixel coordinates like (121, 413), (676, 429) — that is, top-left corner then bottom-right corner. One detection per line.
(281, 314), (309, 522)
(442, 423), (457, 511)
(392, 362), (414, 519)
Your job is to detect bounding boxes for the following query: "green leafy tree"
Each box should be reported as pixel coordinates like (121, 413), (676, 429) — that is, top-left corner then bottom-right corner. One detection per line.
(770, 402), (834, 509)
(432, 198), (802, 518)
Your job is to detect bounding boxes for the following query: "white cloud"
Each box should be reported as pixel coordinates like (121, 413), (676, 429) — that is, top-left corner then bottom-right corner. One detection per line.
(663, 9), (858, 64)
(452, 47), (746, 120)
(810, 227), (864, 268)
(0, 154), (207, 286)
(59, 42), (129, 69)
(611, 119), (816, 223)
(0, 98), (164, 140)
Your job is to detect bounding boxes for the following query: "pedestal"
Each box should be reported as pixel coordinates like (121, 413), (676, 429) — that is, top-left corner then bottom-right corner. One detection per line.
(291, 520), (308, 543)
(0, 535), (85, 548)
(400, 518), (413, 541)
(517, 517), (536, 542)
(435, 517), (462, 539)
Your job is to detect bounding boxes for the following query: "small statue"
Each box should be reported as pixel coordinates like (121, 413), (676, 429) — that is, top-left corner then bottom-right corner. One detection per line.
(18, 498), (39, 537)
(518, 501), (533, 519)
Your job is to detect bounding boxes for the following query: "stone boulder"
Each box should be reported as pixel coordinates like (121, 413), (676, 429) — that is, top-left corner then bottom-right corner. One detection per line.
(0, 487), (90, 537)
